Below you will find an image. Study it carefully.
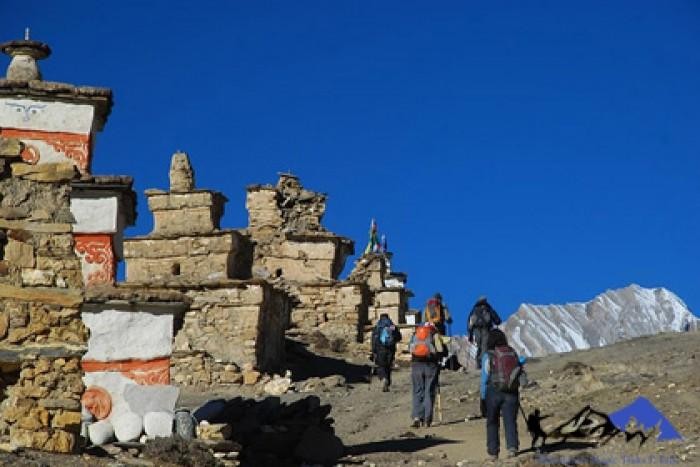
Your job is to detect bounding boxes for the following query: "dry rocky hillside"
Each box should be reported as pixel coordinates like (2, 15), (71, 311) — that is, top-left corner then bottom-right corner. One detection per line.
(0, 330), (696, 466)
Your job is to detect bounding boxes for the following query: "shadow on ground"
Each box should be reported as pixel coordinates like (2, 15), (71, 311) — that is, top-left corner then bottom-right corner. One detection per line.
(345, 436), (460, 456)
(286, 338), (371, 384)
(520, 440), (598, 455)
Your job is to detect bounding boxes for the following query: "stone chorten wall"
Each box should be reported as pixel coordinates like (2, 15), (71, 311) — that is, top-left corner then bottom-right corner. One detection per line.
(246, 173), (354, 282)
(124, 152), (251, 283)
(349, 253), (410, 325)
(0, 137), (87, 452)
(0, 34), (119, 452)
(123, 153), (290, 385)
(172, 281), (289, 386)
(245, 174), (376, 347)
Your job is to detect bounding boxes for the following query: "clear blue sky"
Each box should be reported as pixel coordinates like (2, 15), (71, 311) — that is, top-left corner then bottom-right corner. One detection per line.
(3, 1), (699, 332)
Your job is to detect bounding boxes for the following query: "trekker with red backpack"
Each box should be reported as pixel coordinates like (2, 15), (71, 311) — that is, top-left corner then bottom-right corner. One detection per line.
(481, 329), (523, 461)
(409, 322), (449, 428)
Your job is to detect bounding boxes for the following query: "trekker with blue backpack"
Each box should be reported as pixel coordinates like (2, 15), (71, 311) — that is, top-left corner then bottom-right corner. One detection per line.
(371, 313), (402, 392)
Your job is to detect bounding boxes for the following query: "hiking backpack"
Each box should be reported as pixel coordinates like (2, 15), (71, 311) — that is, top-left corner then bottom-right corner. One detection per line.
(425, 301), (443, 324)
(378, 324), (395, 347)
(489, 345), (521, 393)
(410, 324), (436, 358)
(472, 304), (492, 328)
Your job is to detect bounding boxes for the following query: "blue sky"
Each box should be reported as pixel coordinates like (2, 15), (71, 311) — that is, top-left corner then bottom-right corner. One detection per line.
(3, 1), (699, 332)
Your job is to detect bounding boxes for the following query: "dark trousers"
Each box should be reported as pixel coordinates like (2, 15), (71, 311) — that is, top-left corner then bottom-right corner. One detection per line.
(411, 361), (439, 423)
(376, 365), (392, 386)
(486, 386), (519, 456)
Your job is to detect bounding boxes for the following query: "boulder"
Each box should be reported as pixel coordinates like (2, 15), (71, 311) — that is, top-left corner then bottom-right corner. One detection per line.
(144, 411), (174, 438)
(294, 426), (344, 464)
(112, 411), (143, 442)
(264, 376), (292, 396)
(321, 375), (346, 389)
(243, 370), (261, 385)
(88, 420), (115, 446)
(174, 409), (197, 440)
(197, 421), (232, 441)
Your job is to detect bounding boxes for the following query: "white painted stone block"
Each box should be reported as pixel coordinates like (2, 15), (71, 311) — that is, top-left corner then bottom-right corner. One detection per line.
(112, 411), (143, 442)
(82, 310), (174, 361)
(0, 98), (95, 133)
(71, 197), (119, 233)
(124, 384), (179, 416)
(83, 371), (137, 422)
(88, 420), (115, 446)
(144, 411), (174, 438)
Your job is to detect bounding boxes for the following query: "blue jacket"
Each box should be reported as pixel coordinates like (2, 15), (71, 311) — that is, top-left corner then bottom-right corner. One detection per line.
(480, 352), (490, 400)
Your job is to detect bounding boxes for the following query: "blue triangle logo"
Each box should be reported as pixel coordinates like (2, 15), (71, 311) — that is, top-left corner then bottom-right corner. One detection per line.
(609, 396), (683, 441)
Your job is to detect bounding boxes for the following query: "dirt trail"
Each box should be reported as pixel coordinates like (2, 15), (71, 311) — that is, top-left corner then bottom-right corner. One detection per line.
(329, 331), (700, 466)
(334, 365), (524, 466)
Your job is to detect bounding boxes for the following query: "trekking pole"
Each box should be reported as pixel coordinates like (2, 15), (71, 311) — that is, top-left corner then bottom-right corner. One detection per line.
(436, 382), (443, 423)
(518, 403), (528, 424)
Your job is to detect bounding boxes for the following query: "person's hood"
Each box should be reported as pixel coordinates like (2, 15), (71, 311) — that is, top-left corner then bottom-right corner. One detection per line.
(378, 316), (394, 327)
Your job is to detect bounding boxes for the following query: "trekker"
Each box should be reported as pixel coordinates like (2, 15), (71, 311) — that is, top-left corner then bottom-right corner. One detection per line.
(409, 322), (449, 428)
(423, 293), (452, 335)
(482, 329), (522, 460)
(371, 313), (402, 392)
(468, 296), (501, 369)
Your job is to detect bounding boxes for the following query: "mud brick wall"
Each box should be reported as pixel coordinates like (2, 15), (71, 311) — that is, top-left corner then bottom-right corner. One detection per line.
(172, 281), (290, 380)
(288, 282), (370, 345)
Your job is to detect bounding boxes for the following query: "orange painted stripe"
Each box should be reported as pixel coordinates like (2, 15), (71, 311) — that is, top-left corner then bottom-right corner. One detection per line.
(0, 127), (89, 143)
(81, 357), (170, 373)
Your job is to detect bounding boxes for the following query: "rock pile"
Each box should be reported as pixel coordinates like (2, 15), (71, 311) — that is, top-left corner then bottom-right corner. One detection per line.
(192, 395), (344, 466)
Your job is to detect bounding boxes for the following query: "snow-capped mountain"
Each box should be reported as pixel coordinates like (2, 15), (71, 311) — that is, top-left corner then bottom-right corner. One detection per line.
(503, 284), (698, 357)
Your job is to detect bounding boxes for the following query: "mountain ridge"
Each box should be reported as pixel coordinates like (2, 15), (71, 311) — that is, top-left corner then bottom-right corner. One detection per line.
(503, 284), (698, 357)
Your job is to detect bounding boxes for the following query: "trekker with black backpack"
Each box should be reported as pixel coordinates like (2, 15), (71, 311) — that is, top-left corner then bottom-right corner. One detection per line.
(481, 328), (523, 461)
(468, 296), (501, 369)
(371, 313), (402, 392)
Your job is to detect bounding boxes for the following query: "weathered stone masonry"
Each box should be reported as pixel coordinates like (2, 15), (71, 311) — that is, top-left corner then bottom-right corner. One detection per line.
(0, 34), (414, 453)
(0, 37), (114, 452)
(123, 153), (290, 386)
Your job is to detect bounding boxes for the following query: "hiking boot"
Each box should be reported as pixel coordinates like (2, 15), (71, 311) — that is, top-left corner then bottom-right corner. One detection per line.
(487, 454), (498, 462)
(382, 381), (389, 392)
(411, 418), (422, 428)
(507, 449), (518, 458)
